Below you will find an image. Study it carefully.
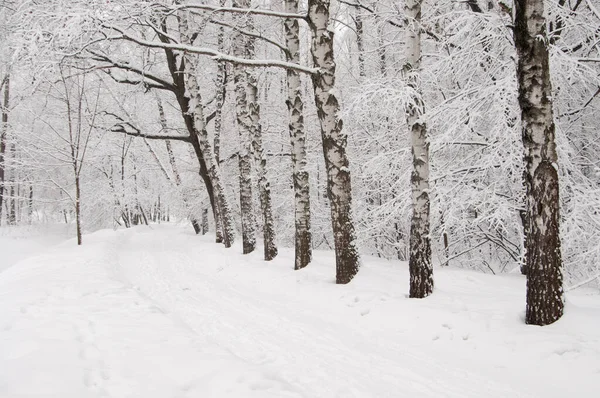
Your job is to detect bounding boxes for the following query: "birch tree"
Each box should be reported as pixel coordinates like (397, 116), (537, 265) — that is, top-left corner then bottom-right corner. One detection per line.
(248, 72), (278, 260)
(514, 0), (564, 325)
(284, 0), (312, 270)
(232, 0), (258, 255)
(177, 10), (237, 247)
(404, 0), (433, 297)
(0, 75), (8, 225)
(155, 94), (202, 234)
(308, 0), (360, 284)
(213, 0), (228, 244)
(243, 7), (278, 260)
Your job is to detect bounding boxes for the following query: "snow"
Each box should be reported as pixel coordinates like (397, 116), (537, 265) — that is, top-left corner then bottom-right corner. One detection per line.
(0, 225), (69, 273)
(1, 225), (599, 397)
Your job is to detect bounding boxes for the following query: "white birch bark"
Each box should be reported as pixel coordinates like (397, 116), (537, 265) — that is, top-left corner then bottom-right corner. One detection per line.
(284, 0), (312, 270)
(514, 0), (564, 325)
(178, 10), (236, 247)
(154, 95), (202, 234)
(404, 0), (434, 298)
(307, 0), (360, 284)
(247, 74), (278, 260)
(353, 9), (366, 78)
(232, 0), (257, 255)
(375, 3), (387, 76)
(0, 75), (8, 225)
(238, 0), (278, 260)
(213, 0), (227, 243)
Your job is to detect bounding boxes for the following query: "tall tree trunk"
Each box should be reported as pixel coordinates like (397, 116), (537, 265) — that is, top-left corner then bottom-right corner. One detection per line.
(284, 0), (312, 270)
(242, 2), (278, 260)
(131, 159), (149, 226)
(404, 0), (434, 298)
(514, 0), (564, 325)
(28, 183), (33, 224)
(8, 140), (16, 225)
(155, 95), (202, 234)
(155, 195), (160, 223)
(213, 2), (227, 244)
(8, 157), (16, 225)
(202, 208), (209, 235)
(74, 173), (82, 245)
(120, 137), (131, 228)
(173, 11), (236, 247)
(0, 75), (9, 226)
(248, 91), (278, 260)
(307, 0), (360, 284)
(354, 10), (366, 78)
(232, 0), (257, 255)
(375, 4), (387, 77)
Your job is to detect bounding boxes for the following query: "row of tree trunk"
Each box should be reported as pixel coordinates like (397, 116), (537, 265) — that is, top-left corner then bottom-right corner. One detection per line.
(43, 0), (562, 326)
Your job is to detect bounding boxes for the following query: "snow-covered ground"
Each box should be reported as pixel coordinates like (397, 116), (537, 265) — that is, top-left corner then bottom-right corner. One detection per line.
(0, 225), (69, 273)
(1, 225), (599, 397)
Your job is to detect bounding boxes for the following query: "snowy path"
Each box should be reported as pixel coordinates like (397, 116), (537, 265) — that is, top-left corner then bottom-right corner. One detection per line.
(1, 225), (599, 397)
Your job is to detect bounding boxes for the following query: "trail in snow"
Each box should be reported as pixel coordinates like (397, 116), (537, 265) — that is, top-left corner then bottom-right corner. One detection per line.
(1, 225), (599, 397)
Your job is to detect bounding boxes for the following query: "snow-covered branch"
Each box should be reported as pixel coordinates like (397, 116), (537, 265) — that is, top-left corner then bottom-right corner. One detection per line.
(150, 2), (307, 20)
(103, 25), (318, 75)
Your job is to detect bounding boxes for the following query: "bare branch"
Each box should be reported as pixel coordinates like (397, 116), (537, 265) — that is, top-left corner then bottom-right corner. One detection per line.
(102, 111), (191, 142)
(208, 19), (289, 56)
(103, 24), (318, 75)
(559, 86), (600, 117)
(87, 50), (176, 91)
(110, 124), (191, 142)
(151, 2), (307, 20)
(102, 70), (173, 91)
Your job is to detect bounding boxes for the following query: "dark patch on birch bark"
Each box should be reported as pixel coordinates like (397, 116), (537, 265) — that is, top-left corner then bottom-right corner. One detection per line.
(525, 161), (563, 325)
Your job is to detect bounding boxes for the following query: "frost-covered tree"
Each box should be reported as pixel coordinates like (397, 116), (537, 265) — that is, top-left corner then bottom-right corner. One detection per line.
(404, 0), (434, 298)
(308, 0), (361, 284)
(284, 0), (312, 270)
(514, 0), (564, 325)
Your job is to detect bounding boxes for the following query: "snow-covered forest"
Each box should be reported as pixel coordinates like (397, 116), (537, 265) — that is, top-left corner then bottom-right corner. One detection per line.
(1, 0), (600, 396)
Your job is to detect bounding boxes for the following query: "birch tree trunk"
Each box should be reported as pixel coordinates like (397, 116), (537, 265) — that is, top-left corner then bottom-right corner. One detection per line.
(154, 95), (202, 234)
(248, 81), (278, 260)
(8, 143), (16, 225)
(240, 4), (278, 261)
(284, 0), (312, 270)
(213, 0), (227, 243)
(61, 67), (83, 244)
(177, 11), (236, 247)
(514, 0), (564, 325)
(404, 0), (434, 298)
(308, 0), (360, 284)
(202, 208), (209, 235)
(353, 10), (366, 78)
(28, 184), (33, 223)
(0, 75), (8, 225)
(232, 0), (257, 255)
(375, 4), (387, 77)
